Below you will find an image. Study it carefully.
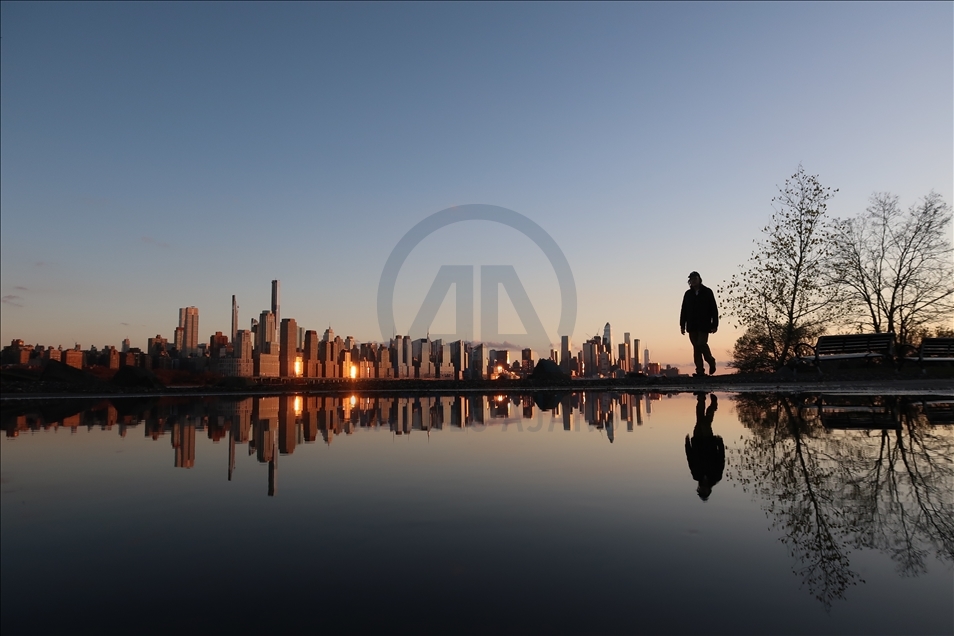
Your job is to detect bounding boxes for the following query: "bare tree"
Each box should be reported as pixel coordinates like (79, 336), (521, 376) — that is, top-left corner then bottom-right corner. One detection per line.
(720, 167), (840, 370)
(830, 192), (954, 346)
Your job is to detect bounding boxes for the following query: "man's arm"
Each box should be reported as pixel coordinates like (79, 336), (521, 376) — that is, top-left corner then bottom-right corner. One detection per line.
(708, 288), (719, 332)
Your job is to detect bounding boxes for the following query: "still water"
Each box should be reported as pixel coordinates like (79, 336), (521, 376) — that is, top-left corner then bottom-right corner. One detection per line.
(2, 392), (952, 635)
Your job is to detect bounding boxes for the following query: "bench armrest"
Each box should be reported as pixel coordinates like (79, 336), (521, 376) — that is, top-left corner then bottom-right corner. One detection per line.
(898, 343), (919, 358)
(794, 342), (817, 359)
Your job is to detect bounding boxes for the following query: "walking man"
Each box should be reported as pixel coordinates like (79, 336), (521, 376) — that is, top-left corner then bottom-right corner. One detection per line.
(680, 271), (719, 376)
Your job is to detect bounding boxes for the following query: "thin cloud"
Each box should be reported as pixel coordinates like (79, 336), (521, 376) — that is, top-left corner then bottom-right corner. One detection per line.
(14, 286), (28, 291)
(120, 322), (130, 326)
(141, 236), (171, 249)
(2, 295), (24, 307)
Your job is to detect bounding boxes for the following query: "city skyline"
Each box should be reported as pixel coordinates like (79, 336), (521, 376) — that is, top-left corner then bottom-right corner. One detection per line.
(1, 3), (951, 368)
(4, 276), (676, 379)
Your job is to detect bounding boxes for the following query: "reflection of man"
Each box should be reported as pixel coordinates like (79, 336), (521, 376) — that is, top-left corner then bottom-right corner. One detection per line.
(679, 271), (719, 377)
(685, 392), (724, 501)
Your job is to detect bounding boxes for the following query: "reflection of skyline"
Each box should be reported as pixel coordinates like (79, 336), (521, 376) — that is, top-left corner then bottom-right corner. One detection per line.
(3, 392), (664, 496)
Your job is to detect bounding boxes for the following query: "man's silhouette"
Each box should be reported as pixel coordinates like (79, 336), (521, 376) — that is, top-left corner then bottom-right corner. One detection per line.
(680, 271), (719, 376)
(685, 392), (724, 501)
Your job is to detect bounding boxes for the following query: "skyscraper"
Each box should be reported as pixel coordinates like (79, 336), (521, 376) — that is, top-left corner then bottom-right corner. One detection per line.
(231, 295), (239, 343)
(603, 322), (612, 351)
(257, 310), (276, 354)
(279, 318), (298, 377)
(560, 335), (572, 373)
(234, 330), (253, 361)
(178, 307), (199, 357)
(271, 280), (280, 331)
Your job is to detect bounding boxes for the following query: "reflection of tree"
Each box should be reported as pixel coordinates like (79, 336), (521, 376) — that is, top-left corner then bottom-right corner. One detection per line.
(842, 402), (954, 577)
(732, 395), (954, 609)
(733, 395), (859, 609)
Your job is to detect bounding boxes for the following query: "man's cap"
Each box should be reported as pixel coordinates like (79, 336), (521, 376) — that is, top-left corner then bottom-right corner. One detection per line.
(688, 271), (701, 280)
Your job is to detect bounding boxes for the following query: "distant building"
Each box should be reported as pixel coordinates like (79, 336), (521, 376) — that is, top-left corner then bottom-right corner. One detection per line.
(63, 348), (84, 369)
(178, 307), (199, 357)
(231, 295), (239, 343)
(303, 330), (320, 378)
(255, 353), (279, 378)
(618, 342), (631, 372)
(521, 348), (534, 373)
(218, 329), (253, 377)
(471, 344), (486, 380)
(560, 335), (572, 373)
(279, 318), (298, 377)
(257, 310), (276, 355)
(271, 280), (280, 333)
(209, 331), (229, 358)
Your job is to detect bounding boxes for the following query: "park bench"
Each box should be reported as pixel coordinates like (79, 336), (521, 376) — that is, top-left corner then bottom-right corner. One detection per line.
(899, 337), (954, 369)
(794, 333), (896, 373)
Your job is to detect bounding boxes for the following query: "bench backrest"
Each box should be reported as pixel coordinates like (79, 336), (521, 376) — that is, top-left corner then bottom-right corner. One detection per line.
(919, 337), (954, 357)
(815, 333), (895, 356)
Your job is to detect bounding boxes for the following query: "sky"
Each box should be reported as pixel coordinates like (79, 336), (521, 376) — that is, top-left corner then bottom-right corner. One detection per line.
(1, 2), (951, 369)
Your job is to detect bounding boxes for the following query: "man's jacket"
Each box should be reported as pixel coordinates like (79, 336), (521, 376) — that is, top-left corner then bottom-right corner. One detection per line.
(680, 285), (719, 332)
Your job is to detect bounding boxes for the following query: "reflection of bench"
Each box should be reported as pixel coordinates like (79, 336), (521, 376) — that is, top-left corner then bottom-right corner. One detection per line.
(919, 400), (954, 426)
(901, 337), (954, 368)
(795, 333), (896, 372)
(817, 396), (901, 430)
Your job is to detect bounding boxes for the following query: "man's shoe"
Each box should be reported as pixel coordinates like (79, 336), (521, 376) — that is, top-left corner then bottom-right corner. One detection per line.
(692, 372), (706, 378)
(708, 359), (716, 375)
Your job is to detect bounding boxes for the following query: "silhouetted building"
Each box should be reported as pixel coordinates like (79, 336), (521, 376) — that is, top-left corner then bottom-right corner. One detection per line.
(177, 307), (199, 357)
(279, 318), (298, 377)
(63, 347), (84, 369)
(231, 295), (239, 343)
(271, 280), (280, 335)
(256, 310), (276, 355)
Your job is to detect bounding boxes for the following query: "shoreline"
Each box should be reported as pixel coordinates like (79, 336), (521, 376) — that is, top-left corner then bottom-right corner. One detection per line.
(3, 374), (952, 401)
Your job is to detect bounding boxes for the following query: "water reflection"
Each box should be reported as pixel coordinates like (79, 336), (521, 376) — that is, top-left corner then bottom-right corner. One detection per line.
(3, 392), (665, 453)
(732, 394), (954, 609)
(685, 392), (723, 500)
(1, 390), (952, 623)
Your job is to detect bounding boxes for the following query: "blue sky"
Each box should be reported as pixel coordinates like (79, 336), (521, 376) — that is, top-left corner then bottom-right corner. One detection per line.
(2, 2), (951, 367)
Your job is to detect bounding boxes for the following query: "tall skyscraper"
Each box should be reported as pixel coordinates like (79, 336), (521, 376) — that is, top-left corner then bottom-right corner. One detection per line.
(603, 323), (612, 351)
(178, 307), (199, 356)
(279, 318), (298, 377)
(560, 335), (572, 373)
(231, 295), (239, 343)
(271, 280), (280, 331)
